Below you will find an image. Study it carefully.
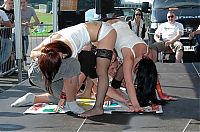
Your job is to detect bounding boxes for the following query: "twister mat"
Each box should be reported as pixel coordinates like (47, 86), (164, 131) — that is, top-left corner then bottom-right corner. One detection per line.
(24, 98), (163, 114)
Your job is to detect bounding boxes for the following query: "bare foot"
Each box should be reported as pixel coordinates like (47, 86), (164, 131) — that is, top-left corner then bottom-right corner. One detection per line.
(78, 107), (103, 117)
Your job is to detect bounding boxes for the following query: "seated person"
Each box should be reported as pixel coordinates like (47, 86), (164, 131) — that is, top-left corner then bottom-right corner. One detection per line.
(189, 25), (200, 58)
(154, 11), (184, 63)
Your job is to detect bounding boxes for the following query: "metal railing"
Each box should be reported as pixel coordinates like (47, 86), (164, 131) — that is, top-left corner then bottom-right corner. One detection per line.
(25, 24), (53, 65)
(0, 24), (53, 77)
(0, 27), (17, 77)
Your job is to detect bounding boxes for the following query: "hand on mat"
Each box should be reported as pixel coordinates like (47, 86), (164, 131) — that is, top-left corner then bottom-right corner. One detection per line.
(128, 105), (143, 112)
(124, 99), (132, 107)
(55, 99), (65, 112)
(104, 96), (112, 106)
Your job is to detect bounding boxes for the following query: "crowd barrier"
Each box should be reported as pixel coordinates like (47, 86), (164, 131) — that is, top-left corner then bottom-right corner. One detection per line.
(0, 24), (53, 77)
(0, 27), (16, 77)
(26, 24), (53, 65)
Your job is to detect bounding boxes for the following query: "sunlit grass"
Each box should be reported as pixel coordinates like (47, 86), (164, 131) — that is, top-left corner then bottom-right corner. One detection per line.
(30, 11), (53, 36)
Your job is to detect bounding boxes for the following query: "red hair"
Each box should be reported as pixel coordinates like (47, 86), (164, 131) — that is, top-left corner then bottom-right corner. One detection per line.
(38, 41), (72, 94)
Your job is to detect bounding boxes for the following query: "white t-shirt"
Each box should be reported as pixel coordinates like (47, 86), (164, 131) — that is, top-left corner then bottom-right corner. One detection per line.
(155, 22), (184, 41)
(0, 9), (9, 22)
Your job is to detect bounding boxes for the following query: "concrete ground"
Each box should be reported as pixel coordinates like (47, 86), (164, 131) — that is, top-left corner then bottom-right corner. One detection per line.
(0, 63), (199, 131)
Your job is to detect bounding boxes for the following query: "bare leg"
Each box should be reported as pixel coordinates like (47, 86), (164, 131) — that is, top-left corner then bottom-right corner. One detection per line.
(77, 77), (94, 98)
(175, 50), (183, 63)
(64, 76), (80, 102)
(34, 93), (51, 103)
(79, 57), (110, 117)
(63, 76), (85, 114)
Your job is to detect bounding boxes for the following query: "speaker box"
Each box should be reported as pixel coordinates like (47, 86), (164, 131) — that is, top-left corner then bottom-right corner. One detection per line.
(96, 0), (114, 15)
(58, 11), (85, 30)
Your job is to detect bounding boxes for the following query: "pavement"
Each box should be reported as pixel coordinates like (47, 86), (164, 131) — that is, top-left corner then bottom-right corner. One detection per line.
(0, 62), (199, 131)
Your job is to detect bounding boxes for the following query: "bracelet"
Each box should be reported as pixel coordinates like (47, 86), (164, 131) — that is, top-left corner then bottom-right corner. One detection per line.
(60, 91), (66, 99)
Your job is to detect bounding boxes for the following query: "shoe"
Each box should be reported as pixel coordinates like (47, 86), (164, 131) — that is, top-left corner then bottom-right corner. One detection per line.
(11, 93), (35, 107)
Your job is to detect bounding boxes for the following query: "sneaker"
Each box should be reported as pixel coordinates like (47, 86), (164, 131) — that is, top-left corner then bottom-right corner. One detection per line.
(11, 93), (35, 107)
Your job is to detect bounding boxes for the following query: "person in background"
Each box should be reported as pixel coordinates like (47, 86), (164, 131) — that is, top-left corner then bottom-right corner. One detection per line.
(20, 0), (40, 61)
(128, 9), (146, 40)
(154, 10), (184, 63)
(0, 6), (12, 73)
(189, 25), (200, 59)
(0, 0), (15, 74)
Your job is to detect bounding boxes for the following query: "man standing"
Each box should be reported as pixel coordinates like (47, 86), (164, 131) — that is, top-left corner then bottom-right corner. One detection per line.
(0, 0), (14, 74)
(0, 9), (12, 27)
(20, 0), (40, 61)
(154, 11), (184, 63)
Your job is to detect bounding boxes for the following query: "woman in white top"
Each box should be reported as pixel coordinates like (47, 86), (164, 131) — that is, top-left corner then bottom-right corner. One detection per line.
(106, 19), (176, 113)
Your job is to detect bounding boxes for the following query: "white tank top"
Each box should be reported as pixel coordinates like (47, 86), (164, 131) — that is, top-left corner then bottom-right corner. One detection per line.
(112, 21), (146, 60)
(57, 23), (91, 57)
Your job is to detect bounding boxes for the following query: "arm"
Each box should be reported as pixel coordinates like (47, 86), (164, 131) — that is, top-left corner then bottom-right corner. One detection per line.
(166, 30), (182, 45)
(0, 10), (12, 27)
(2, 21), (12, 27)
(122, 48), (141, 112)
(30, 36), (51, 60)
(22, 15), (40, 29)
(154, 24), (163, 42)
(32, 15), (40, 26)
(189, 26), (200, 39)
(154, 33), (161, 42)
(55, 76), (79, 112)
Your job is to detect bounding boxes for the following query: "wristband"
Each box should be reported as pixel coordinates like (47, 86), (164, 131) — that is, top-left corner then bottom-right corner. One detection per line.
(60, 92), (66, 99)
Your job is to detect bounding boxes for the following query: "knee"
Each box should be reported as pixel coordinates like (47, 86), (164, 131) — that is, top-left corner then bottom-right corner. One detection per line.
(175, 42), (184, 52)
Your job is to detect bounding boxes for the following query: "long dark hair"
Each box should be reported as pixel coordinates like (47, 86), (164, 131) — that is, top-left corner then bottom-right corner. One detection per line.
(132, 8), (144, 20)
(38, 41), (72, 94)
(134, 56), (162, 106)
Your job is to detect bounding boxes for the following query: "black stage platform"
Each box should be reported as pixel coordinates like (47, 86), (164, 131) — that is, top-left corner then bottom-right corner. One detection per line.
(0, 63), (199, 131)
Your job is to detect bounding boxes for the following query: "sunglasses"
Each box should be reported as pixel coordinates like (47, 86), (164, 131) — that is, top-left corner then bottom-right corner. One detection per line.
(168, 15), (174, 18)
(135, 14), (141, 16)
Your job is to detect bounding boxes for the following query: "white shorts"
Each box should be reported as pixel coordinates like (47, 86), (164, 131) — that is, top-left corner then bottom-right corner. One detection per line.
(98, 22), (114, 41)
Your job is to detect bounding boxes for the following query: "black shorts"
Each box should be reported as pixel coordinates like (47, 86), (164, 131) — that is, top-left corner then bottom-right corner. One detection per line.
(78, 51), (97, 79)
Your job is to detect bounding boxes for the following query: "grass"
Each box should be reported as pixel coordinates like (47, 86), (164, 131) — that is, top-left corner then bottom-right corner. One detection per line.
(35, 11), (53, 24)
(30, 11), (53, 36)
